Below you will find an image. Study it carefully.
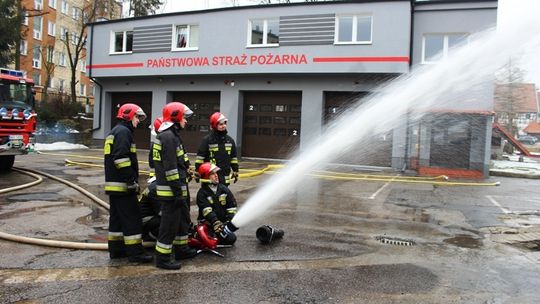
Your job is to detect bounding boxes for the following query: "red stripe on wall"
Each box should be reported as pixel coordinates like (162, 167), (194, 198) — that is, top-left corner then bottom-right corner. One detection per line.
(88, 63), (144, 69)
(313, 56), (409, 63)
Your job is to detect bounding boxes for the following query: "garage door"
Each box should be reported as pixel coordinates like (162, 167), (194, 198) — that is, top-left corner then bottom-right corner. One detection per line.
(171, 91), (220, 153)
(110, 92), (152, 149)
(242, 91), (301, 159)
(324, 91), (391, 167)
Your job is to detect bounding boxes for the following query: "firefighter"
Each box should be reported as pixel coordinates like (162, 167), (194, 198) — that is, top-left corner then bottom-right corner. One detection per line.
(153, 102), (197, 270)
(104, 103), (153, 263)
(196, 162), (238, 245)
(140, 176), (160, 244)
(147, 117), (163, 178)
(195, 112), (239, 186)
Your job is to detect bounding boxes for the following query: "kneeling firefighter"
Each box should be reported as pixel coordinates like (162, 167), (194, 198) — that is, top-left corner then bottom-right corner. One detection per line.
(153, 102), (197, 270)
(196, 162), (238, 245)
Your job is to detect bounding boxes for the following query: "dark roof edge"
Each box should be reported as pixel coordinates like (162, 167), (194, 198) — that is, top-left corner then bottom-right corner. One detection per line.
(414, 0), (497, 6)
(88, 0), (410, 26)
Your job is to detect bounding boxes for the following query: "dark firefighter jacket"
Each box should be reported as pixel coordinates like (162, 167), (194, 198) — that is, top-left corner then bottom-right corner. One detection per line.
(139, 181), (161, 224)
(104, 121), (139, 195)
(195, 130), (239, 182)
(153, 126), (189, 200)
(196, 183), (237, 225)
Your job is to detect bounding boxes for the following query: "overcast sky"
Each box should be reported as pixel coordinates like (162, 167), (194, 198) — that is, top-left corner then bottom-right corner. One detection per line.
(158, 0), (540, 86)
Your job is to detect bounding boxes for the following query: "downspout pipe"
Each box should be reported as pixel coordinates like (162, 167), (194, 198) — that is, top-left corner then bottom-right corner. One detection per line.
(88, 22), (102, 132)
(402, 0), (416, 171)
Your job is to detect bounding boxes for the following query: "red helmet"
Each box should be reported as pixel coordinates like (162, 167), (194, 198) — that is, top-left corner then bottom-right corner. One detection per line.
(198, 162), (220, 179)
(153, 117), (163, 132)
(116, 103), (146, 121)
(210, 112), (228, 130)
(162, 102), (193, 123)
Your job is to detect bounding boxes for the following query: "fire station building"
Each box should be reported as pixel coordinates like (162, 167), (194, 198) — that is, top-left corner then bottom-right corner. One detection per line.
(88, 0), (498, 177)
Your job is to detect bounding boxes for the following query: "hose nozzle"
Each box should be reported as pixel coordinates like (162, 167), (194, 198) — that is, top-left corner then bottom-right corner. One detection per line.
(256, 225), (284, 244)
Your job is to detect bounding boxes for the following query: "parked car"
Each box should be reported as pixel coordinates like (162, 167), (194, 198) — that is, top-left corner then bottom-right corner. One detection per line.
(518, 135), (538, 145)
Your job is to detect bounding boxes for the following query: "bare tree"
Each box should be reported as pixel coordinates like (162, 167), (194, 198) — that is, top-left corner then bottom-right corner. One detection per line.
(12, 1), (48, 69)
(494, 58), (528, 137)
(40, 44), (56, 102)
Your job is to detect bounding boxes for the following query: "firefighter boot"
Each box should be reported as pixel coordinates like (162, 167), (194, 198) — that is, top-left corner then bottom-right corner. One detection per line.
(174, 245), (197, 260)
(126, 244), (153, 263)
(108, 240), (127, 259)
(155, 252), (181, 270)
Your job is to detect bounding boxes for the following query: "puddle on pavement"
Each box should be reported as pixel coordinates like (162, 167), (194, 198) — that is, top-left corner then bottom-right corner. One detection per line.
(0, 202), (78, 220)
(443, 235), (483, 249)
(511, 240), (540, 252)
(5, 192), (62, 202)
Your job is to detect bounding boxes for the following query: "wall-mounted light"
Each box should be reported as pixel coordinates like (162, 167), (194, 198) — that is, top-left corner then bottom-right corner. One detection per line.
(158, 77), (163, 83)
(224, 80), (235, 87)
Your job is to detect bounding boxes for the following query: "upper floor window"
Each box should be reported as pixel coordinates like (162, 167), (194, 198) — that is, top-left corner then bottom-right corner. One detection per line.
(22, 11), (28, 25)
(60, 27), (68, 41)
(248, 18), (279, 47)
(80, 60), (86, 72)
(422, 33), (468, 63)
(72, 7), (81, 20)
(335, 15), (372, 44)
(58, 51), (66, 66)
(49, 0), (56, 9)
(33, 16), (42, 40)
(20, 40), (28, 55)
(110, 30), (133, 54)
(172, 24), (199, 51)
(32, 72), (41, 86)
(48, 21), (56, 37)
(34, 0), (43, 10)
(61, 0), (69, 14)
(32, 46), (41, 69)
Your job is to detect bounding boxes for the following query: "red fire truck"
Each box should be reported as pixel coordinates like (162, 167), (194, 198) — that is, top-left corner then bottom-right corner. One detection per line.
(0, 68), (37, 171)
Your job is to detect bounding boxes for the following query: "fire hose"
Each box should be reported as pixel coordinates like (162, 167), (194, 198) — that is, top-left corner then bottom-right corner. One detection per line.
(0, 167), (109, 250)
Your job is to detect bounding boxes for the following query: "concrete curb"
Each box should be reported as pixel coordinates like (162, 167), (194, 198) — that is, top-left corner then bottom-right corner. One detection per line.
(489, 170), (540, 179)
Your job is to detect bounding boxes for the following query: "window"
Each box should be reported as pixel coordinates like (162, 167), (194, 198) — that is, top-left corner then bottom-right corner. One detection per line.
(336, 15), (372, 44)
(20, 40), (28, 55)
(48, 76), (54, 88)
(61, 0), (69, 14)
(72, 7), (81, 20)
(32, 72), (41, 86)
(71, 33), (78, 45)
(60, 27), (67, 40)
(248, 18), (279, 46)
(110, 30), (133, 54)
(80, 84), (86, 96)
(48, 21), (56, 37)
(33, 16), (42, 40)
(32, 46), (41, 68)
(59, 79), (65, 91)
(172, 24), (199, 50)
(46, 47), (54, 63)
(49, 0), (56, 9)
(58, 52), (66, 66)
(34, 0), (42, 10)
(22, 11), (28, 25)
(80, 60), (86, 72)
(422, 33), (468, 63)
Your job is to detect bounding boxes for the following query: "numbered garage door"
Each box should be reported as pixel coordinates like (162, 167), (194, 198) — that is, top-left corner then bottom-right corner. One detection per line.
(171, 92), (220, 153)
(111, 92), (152, 149)
(324, 91), (391, 167)
(242, 91), (301, 159)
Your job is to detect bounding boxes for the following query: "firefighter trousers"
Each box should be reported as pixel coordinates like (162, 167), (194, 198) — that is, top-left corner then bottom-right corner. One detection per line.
(156, 199), (182, 254)
(108, 193), (145, 257)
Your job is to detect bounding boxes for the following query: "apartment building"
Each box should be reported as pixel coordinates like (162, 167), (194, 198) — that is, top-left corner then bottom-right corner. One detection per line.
(87, 0), (498, 177)
(18, 0), (121, 107)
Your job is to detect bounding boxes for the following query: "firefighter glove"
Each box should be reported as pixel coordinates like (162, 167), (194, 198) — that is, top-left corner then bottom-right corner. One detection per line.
(232, 171), (239, 183)
(187, 167), (195, 182)
(127, 182), (140, 194)
(213, 220), (224, 233)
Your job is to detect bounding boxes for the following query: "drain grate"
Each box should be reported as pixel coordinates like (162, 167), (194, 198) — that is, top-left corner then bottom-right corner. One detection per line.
(375, 235), (416, 246)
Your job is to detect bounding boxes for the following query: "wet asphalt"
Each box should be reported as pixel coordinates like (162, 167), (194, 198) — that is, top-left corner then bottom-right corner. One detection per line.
(1, 150), (540, 303)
